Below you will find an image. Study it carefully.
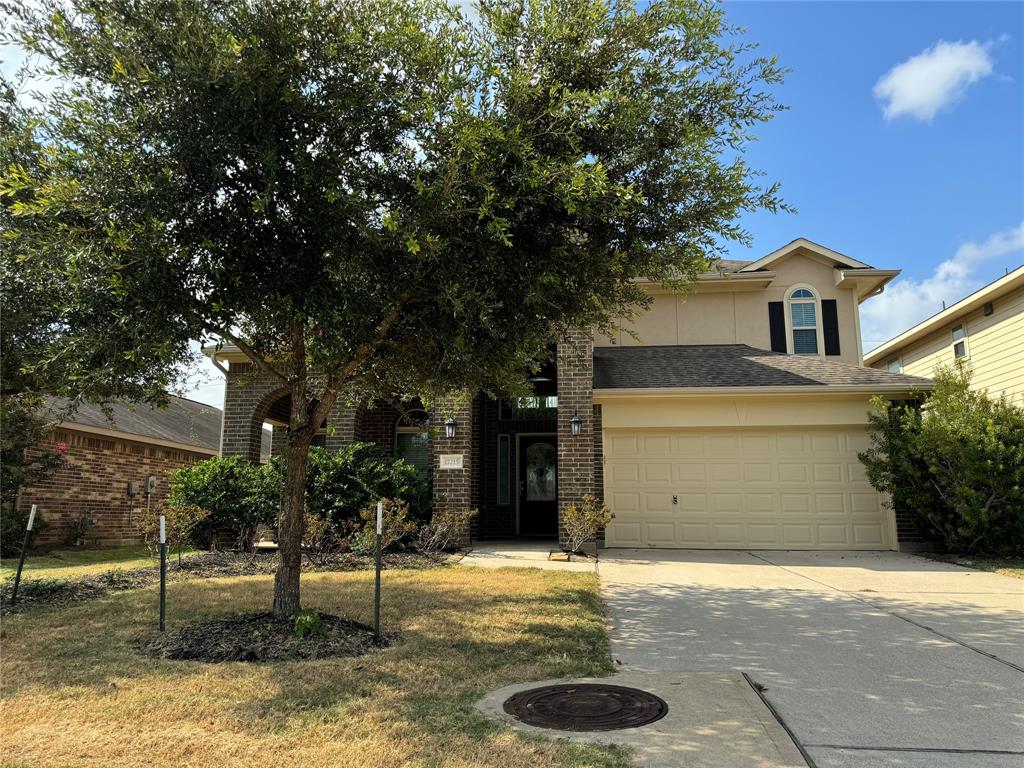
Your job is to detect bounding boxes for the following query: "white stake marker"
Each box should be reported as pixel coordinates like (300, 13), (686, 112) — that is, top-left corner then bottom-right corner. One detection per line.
(376, 501), (383, 535)
(26, 504), (37, 531)
(159, 515), (166, 544)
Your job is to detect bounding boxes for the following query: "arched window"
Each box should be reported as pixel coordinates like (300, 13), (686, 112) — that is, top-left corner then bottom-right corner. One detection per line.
(787, 287), (820, 355)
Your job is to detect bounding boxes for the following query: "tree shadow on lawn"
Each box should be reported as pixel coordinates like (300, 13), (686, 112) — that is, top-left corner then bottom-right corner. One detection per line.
(0, 569), (608, 697)
(1, 568), (628, 767)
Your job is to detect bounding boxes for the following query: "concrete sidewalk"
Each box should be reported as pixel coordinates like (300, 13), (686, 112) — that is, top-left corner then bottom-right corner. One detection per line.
(459, 540), (596, 572)
(478, 671), (806, 768)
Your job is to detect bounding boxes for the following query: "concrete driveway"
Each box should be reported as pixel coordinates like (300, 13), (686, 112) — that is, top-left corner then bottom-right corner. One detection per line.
(600, 550), (1024, 768)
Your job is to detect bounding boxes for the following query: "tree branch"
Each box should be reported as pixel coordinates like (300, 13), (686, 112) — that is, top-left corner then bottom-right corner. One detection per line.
(204, 325), (289, 386)
(309, 291), (415, 428)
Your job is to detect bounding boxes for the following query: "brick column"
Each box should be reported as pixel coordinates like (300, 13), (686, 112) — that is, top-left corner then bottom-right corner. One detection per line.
(557, 330), (595, 547)
(324, 400), (360, 453)
(221, 362), (288, 463)
(430, 394), (474, 545)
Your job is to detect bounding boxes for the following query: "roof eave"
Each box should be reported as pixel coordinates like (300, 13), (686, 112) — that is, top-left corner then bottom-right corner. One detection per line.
(593, 383), (932, 400)
(864, 266), (1024, 365)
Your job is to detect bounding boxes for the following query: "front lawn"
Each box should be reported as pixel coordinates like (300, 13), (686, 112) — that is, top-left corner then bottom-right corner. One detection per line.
(0, 566), (628, 768)
(0, 544), (198, 583)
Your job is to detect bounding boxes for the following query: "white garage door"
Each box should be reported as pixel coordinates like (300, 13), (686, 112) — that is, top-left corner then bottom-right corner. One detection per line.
(604, 427), (893, 550)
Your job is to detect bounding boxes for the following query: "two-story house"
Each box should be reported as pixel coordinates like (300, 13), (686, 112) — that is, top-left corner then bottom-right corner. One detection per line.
(208, 238), (931, 552)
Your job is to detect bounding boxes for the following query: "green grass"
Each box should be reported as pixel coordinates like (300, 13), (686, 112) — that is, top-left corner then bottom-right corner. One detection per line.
(0, 544), (199, 583)
(0, 566), (630, 768)
(923, 553), (1024, 580)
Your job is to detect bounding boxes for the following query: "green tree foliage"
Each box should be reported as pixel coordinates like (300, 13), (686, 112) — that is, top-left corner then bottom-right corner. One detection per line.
(2, 0), (788, 616)
(859, 365), (1024, 555)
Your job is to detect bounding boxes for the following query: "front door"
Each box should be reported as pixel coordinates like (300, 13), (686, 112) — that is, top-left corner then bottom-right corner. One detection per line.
(518, 435), (558, 536)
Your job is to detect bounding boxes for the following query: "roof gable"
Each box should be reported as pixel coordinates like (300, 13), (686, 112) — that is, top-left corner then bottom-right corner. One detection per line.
(739, 238), (873, 273)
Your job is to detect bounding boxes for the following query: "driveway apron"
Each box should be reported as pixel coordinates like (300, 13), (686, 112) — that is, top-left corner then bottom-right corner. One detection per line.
(599, 550), (1024, 768)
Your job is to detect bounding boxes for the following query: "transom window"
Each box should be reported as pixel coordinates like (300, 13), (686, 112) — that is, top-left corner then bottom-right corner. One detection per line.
(951, 325), (967, 358)
(788, 287), (819, 355)
(500, 395), (558, 420)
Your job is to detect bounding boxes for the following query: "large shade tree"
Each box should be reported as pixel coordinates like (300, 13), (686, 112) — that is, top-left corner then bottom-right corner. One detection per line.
(1, 0), (787, 616)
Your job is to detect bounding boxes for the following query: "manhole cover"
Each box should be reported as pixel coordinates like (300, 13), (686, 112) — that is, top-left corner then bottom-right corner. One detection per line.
(502, 683), (668, 731)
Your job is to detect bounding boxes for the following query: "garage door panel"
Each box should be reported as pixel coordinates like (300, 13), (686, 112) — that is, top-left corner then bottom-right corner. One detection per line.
(645, 522), (676, 545)
(854, 524), (884, 546)
(676, 463), (706, 482)
(747, 523), (781, 546)
(680, 523), (711, 546)
(604, 426), (892, 550)
(817, 524), (850, 546)
(712, 523), (745, 545)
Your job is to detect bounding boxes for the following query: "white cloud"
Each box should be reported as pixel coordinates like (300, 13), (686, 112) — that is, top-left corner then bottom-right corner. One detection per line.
(874, 39), (994, 122)
(861, 223), (1024, 351)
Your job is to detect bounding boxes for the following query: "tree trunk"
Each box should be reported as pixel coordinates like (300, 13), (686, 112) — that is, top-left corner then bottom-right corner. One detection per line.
(272, 381), (314, 619)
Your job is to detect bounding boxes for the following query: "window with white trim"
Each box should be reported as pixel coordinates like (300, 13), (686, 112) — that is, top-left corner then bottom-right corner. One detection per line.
(788, 288), (819, 355)
(951, 324), (967, 359)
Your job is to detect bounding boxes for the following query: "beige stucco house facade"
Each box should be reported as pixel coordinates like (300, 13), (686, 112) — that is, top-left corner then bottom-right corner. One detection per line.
(211, 238), (931, 552)
(864, 266), (1024, 406)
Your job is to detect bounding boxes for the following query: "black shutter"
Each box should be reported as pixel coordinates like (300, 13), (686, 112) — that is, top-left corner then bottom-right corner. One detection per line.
(822, 299), (841, 356)
(768, 301), (787, 352)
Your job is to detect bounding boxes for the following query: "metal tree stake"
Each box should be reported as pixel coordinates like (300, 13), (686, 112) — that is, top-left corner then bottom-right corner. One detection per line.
(159, 515), (167, 631)
(10, 504), (37, 606)
(374, 500), (382, 644)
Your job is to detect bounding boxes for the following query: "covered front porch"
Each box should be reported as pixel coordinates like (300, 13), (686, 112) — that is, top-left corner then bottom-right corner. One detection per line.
(208, 330), (599, 545)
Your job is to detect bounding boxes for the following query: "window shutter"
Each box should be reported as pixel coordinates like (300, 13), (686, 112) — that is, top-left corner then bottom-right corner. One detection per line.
(768, 302), (786, 352)
(822, 299), (841, 356)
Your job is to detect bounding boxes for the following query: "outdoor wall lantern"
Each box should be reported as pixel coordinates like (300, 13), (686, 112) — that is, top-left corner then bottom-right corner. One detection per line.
(444, 417), (457, 439)
(570, 411), (583, 436)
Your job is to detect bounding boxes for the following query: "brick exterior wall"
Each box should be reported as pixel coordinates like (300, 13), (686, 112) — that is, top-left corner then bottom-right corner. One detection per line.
(430, 394), (474, 545)
(556, 330), (596, 547)
(356, 402), (402, 455)
(18, 427), (213, 547)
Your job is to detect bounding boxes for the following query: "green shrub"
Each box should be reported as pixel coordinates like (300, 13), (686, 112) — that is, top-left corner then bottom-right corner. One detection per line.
(167, 456), (278, 549)
(265, 443), (429, 529)
(0, 506), (48, 557)
(293, 609), (327, 640)
(859, 365), (1024, 555)
(168, 443), (428, 551)
(350, 498), (418, 555)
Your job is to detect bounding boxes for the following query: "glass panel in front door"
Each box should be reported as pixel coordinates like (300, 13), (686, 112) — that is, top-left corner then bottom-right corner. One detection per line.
(525, 442), (557, 501)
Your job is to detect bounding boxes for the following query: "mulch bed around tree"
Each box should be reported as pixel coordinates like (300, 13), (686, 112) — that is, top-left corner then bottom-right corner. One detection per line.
(0, 550), (455, 615)
(137, 611), (382, 662)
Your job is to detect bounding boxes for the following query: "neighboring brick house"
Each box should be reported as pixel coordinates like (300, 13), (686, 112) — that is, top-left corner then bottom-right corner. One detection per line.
(18, 396), (224, 547)
(209, 238), (933, 551)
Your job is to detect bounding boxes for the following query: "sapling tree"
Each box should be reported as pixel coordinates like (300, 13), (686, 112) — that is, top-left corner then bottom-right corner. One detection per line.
(2, 0), (788, 616)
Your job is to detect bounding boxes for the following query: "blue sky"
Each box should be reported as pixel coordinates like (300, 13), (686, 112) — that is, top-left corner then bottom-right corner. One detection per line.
(5, 2), (1022, 407)
(720, 0), (1024, 349)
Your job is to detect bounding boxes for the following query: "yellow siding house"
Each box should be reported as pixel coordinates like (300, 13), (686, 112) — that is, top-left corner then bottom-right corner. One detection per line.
(864, 266), (1024, 405)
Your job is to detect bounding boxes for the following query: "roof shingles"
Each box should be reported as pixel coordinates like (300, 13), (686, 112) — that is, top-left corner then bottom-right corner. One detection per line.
(593, 345), (932, 390)
(47, 395), (222, 451)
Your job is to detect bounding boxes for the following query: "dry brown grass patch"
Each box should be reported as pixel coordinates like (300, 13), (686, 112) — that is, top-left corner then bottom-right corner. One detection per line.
(0, 566), (629, 768)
